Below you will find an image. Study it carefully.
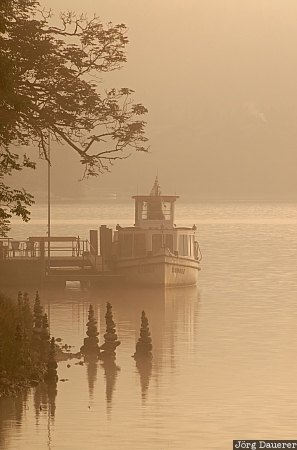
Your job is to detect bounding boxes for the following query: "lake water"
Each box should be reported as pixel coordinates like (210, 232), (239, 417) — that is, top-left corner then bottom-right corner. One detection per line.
(1, 202), (297, 450)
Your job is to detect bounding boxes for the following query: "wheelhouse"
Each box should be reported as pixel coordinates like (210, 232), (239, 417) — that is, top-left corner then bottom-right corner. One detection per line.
(115, 177), (199, 260)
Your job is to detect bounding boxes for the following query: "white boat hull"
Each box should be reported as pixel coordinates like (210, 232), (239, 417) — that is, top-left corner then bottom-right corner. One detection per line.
(115, 253), (200, 287)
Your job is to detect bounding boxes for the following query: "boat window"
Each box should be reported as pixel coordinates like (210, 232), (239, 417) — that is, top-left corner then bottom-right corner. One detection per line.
(165, 234), (173, 252)
(134, 234), (146, 257)
(119, 234), (133, 257)
(189, 235), (193, 256)
(140, 200), (172, 221)
(178, 235), (189, 256)
(152, 234), (163, 253)
(161, 202), (172, 220)
(147, 199), (164, 220)
(141, 201), (148, 219)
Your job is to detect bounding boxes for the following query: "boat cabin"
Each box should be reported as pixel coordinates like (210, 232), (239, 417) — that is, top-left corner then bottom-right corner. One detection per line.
(133, 177), (178, 229)
(115, 178), (199, 260)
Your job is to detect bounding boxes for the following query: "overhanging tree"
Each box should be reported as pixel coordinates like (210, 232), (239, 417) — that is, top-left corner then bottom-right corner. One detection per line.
(0, 0), (148, 235)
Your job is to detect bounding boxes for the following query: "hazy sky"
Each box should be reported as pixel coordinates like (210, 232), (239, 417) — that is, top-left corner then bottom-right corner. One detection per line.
(18, 0), (297, 200)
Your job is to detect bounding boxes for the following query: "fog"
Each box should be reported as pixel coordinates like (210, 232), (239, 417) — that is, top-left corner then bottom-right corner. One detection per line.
(3, 4), (297, 447)
(16, 0), (297, 200)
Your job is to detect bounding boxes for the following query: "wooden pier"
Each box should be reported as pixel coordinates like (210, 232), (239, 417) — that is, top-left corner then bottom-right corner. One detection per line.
(0, 234), (122, 288)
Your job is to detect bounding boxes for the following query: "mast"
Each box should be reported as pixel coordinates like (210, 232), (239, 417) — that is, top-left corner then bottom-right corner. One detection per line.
(47, 132), (51, 274)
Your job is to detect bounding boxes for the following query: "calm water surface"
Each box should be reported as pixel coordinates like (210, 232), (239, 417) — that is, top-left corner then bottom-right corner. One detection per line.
(1, 202), (297, 449)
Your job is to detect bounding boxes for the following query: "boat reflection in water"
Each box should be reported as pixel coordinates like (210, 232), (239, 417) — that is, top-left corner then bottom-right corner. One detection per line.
(0, 284), (200, 450)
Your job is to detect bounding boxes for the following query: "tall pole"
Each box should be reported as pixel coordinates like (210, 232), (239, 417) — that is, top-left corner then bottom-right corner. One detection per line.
(47, 131), (51, 274)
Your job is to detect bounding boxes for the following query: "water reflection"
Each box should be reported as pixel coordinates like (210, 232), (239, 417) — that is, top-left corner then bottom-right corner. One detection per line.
(33, 382), (57, 424)
(5, 204), (297, 449)
(101, 360), (120, 416)
(135, 359), (152, 402)
(93, 285), (200, 405)
(0, 285), (200, 450)
(85, 357), (98, 401)
(47, 383), (57, 422)
(0, 390), (29, 449)
(35, 383), (57, 450)
(15, 389), (29, 424)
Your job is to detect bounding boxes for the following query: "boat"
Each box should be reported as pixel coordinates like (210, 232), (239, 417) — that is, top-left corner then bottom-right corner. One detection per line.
(113, 177), (201, 286)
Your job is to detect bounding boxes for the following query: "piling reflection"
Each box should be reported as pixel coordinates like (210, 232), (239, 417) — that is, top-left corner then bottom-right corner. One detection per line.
(85, 356), (98, 401)
(0, 284), (200, 449)
(94, 285), (200, 403)
(34, 384), (42, 424)
(101, 359), (120, 416)
(32, 382), (57, 450)
(135, 359), (152, 402)
(15, 389), (29, 424)
(34, 382), (57, 424)
(46, 383), (57, 423)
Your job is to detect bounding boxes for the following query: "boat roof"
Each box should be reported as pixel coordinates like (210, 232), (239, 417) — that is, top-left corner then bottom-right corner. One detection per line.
(116, 226), (194, 231)
(132, 195), (179, 201)
(132, 176), (179, 201)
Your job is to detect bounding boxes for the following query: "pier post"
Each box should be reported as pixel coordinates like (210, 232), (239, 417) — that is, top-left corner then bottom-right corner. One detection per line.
(100, 226), (112, 258)
(89, 230), (98, 256)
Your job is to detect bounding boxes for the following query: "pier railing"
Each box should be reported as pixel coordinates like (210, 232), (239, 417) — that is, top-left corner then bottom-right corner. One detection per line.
(0, 237), (109, 273)
(0, 237), (90, 259)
